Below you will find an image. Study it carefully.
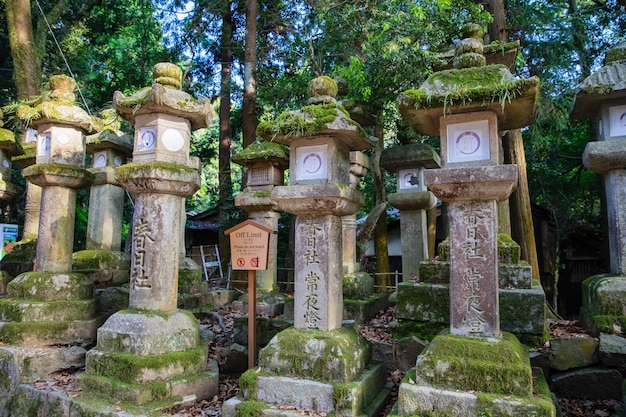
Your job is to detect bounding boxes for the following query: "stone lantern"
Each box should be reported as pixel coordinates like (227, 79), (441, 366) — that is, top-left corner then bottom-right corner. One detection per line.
(571, 43), (626, 335)
(232, 139), (288, 306)
(380, 142), (440, 277)
(226, 76), (386, 417)
(0, 75), (100, 381)
(72, 110), (133, 289)
(393, 24), (554, 416)
(77, 62), (218, 406)
(11, 128), (40, 242)
(0, 111), (21, 201)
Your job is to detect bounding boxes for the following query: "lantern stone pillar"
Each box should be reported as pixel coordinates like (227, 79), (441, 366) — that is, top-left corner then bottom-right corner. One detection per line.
(571, 43), (626, 335)
(380, 143), (440, 278)
(232, 140), (289, 315)
(0, 75), (101, 382)
(394, 24), (553, 416)
(0, 113), (22, 294)
(77, 63), (218, 406)
(72, 118), (132, 288)
(225, 77), (389, 417)
(342, 151), (368, 274)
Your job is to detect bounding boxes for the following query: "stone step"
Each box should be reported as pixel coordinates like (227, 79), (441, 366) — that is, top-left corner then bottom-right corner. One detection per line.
(76, 360), (219, 406)
(0, 317), (103, 347)
(0, 298), (97, 322)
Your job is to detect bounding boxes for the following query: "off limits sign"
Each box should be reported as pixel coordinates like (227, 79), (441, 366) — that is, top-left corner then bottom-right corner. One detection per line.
(225, 219), (274, 271)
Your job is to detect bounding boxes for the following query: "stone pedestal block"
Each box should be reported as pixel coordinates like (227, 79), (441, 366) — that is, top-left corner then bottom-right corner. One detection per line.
(580, 274), (626, 335)
(395, 333), (555, 417)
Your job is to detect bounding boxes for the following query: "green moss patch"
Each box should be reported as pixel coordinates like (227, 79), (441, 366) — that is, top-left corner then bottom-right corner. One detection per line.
(415, 331), (533, 397)
(87, 345), (207, 384)
(72, 250), (130, 270)
(400, 65), (539, 113)
(7, 271), (94, 301)
(258, 326), (371, 383)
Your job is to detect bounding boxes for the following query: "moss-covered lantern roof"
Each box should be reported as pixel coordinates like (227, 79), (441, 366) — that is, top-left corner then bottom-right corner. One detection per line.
(397, 24), (540, 137)
(16, 74), (96, 133)
(231, 139), (290, 167)
(571, 43), (626, 120)
(114, 62), (213, 131)
(256, 76), (377, 151)
(380, 142), (441, 171)
(85, 109), (133, 154)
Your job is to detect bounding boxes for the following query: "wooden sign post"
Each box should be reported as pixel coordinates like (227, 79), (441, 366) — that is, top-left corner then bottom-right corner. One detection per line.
(225, 219), (275, 369)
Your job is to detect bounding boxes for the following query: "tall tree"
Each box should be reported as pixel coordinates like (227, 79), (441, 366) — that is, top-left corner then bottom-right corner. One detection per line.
(5, 0), (41, 99)
(218, 3), (235, 271)
(242, 0), (257, 149)
(477, 0), (542, 281)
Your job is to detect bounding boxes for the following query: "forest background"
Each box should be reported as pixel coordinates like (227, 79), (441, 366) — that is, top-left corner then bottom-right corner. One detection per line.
(1, 0), (626, 315)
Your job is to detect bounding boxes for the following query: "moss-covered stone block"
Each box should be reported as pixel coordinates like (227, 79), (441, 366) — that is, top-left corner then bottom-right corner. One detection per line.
(394, 320), (447, 342)
(0, 298), (97, 322)
(237, 362), (389, 417)
(258, 326), (371, 383)
(580, 274), (626, 335)
(7, 271), (94, 301)
(97, 309), (200, 355)
(397, 281), (449, 323)
(549, 337), (599, 371)
(499, 282), (547, 337)
(500, 262), (532, 289)
(419, 260), (450, 284)
(85, 345), (207, 384)
(72, 250), (130, 271)
(414, 331), (533, 397)
(436, 234), (521, 264)
(0, 318), (100, 346)
(0, 270), (11, 295)
(343, 271), (374, 299)
(77, 360), (218, 406)
(343, 293), (389, 324)
(582, 274), (626, 317)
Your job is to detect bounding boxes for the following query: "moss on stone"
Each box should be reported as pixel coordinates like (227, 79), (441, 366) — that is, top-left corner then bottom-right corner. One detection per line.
(235, 399), (267, 417)
(0, 321), (72, 344)
(23, 162), (93, 180)
(393, 320), (446, 341)
(72, 250), (129, 270)
(239, 368), (259, 399)
(115, 161), (197, 181)
(88, 345), (206, 384)
(498, 233), (521, 264)
(416, 331), (532, 397)
(400, 65), (539, 113)
(8, 271), (93, 301)
(259, 326), (371, 383)
(231, 140), (289, 165)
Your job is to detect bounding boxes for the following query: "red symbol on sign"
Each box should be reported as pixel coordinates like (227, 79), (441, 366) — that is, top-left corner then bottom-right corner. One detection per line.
(251, 257), (259, 268)
(237, 258), (245, 267)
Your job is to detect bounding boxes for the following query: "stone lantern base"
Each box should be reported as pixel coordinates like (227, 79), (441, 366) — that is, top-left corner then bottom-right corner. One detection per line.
(76, 309), (218, 406)
(223, 326), (391, 417)
(579, 274), (626, 335)
(72, 249), (131, 289)
(0, 271), (101, 347)
(391, 332), (556, 417)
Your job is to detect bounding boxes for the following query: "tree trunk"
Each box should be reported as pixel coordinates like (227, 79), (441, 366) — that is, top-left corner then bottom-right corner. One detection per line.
(5, 0), (41, 100)
(218, 6), (235, 273)
(485, 0), (508, 43)
(504, 130), (541, 279)
(482, 0), (541, 278)
(372, 124), (390, 291)
(242, 0), (257, 150)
